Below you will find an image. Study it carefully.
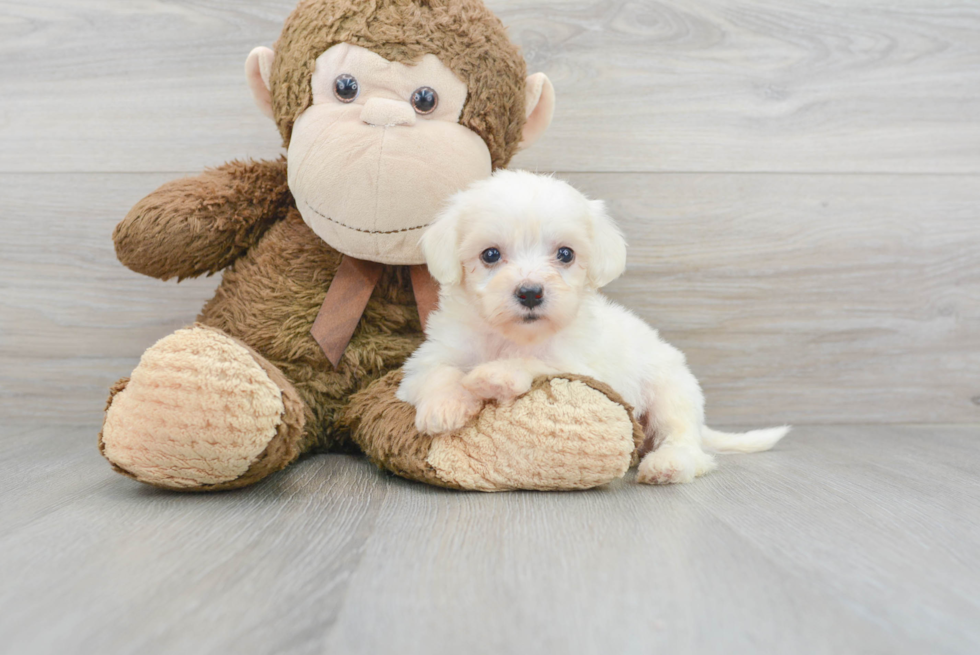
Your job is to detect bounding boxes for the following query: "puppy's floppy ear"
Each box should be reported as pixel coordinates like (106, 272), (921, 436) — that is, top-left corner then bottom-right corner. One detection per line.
(421, 204), (463, 286)
(586, 199), (627, 288)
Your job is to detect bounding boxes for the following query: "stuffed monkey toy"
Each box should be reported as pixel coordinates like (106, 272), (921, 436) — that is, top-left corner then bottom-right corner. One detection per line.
(99, 0), (643, 492)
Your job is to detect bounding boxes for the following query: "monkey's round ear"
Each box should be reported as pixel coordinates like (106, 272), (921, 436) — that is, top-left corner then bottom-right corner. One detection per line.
(586, 200), (628, 289)
(421, 206), (463, 287)
(518, 73), (555, 150)
(245, 47), (276, 119)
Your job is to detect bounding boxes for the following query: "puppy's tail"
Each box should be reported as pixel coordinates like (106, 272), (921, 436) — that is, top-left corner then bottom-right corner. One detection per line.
(701, 425), (791, 454)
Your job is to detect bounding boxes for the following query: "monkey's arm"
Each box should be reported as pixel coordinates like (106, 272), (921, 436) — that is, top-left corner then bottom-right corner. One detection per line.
(113, 158), (292, 280)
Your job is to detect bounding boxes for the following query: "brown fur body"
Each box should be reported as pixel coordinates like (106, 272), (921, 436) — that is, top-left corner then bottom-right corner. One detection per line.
(116, 158), (424, 454)
(199, 194), (425, 455)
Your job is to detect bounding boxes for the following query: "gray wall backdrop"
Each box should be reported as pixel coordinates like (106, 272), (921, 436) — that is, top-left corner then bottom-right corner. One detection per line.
(2, 0), (979, 426)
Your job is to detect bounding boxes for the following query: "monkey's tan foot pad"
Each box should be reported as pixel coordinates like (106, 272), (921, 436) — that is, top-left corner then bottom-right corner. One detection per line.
(429, 376), (639, 491)
(99, 325), (305, 491)
(348, 372), (642, 492)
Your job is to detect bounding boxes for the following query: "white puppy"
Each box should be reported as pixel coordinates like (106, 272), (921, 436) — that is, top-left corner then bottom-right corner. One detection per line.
(397, 170), (789, 484)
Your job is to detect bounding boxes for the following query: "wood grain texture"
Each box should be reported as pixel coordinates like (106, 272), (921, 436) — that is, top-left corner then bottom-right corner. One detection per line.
(0, 173), (221, 425)
(575, 172), (980, 425)
(1, 0), (979, 173)
(1, 422), (978, 654)
(3, 172), (977, 426)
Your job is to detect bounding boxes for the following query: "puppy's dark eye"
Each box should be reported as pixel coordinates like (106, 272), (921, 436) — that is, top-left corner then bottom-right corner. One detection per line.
(557, 247), (575, 264)
(481, 248), (501, 264)
(334, 74), (359, 102)
(411, 87), (438, 114)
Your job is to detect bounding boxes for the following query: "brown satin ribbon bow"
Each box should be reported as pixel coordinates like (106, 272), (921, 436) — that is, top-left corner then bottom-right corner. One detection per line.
(310, 256), (439, 368)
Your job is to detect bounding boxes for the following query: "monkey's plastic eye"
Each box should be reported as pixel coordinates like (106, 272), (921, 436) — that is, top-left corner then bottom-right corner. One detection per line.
(557, 247), (575, 264)
(481, 248), (501, 265)
(411, 87), (439, 115)
(334, 74), (359, 103)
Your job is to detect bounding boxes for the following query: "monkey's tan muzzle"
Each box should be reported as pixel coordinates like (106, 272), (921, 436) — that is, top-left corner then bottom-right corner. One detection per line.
(288, 104), (492, 265)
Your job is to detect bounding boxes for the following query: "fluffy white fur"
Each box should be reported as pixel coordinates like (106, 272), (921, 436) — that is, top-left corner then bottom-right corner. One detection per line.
(397, 170), (789, 484)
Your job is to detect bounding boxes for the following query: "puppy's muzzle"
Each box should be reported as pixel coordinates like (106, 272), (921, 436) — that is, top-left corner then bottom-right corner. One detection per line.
(515, 284), (544, 309)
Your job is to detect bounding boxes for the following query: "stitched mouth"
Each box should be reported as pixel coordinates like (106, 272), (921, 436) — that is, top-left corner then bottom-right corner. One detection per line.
(303, 201), (430, 235)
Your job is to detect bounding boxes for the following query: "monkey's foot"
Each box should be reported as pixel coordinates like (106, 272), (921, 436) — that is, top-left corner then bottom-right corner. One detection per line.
(99, 324), (305, 491)
(348, 372), (642, 492)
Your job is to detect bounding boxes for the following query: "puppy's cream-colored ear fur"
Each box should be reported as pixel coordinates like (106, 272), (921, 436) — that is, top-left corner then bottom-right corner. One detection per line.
(586, 200), (627, 288)
(246, 46), (275, 119)
(421, 207), (462, 286)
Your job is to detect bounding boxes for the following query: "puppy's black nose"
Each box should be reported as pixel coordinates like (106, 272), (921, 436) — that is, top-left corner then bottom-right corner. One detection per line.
(515, 285), (544, 309)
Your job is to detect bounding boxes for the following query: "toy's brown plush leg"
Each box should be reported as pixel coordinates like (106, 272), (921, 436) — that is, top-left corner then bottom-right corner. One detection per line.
(345, 371), (644, 492)
(99, 324), (306, 491)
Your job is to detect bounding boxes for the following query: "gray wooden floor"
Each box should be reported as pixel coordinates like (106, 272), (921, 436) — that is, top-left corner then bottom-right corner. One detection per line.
(1, 422), (978, 655)
(3, 1), (980, 653)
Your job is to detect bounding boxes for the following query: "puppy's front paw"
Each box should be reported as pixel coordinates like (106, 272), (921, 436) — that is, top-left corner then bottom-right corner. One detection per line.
(415, 390), (483, 435)
(462, 362), (534, 402)
(637, 443), (717, 485)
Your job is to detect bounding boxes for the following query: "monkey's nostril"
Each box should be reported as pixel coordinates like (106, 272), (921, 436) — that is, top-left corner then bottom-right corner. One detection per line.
(515, 285), (544, 309)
